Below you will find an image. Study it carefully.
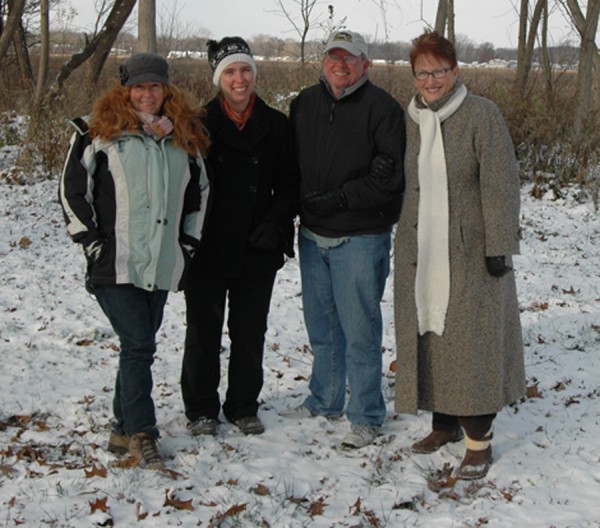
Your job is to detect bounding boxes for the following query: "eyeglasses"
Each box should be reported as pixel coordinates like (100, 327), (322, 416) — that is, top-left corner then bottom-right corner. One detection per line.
(413, 66), (453, 81)
(324, 53), (361, 65)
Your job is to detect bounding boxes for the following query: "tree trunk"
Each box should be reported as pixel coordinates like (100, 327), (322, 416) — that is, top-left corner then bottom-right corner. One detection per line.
(539, 1), (553, 104)
(137, 0), (157, 52)
(11, 12), (33, 86)
(434, 0), (447, 35)
(48, 0), (137, 98)
(33, 0), (50, 111)
(513, 0), (546, 98)
(0, 0), (26, 63)
(568, 0), (600, 141)
(446, 0), (455, 44)
(561, 0), (600, 107)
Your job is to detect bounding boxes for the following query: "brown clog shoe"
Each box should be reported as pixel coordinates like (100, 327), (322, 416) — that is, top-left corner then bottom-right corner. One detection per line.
(456, 445), (493, 480)
(411, 428), (464, 454)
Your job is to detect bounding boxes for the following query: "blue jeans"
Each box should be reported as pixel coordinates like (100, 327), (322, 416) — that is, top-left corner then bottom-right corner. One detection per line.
(299, 231), (390, 427)
(93, 284), (168, 439)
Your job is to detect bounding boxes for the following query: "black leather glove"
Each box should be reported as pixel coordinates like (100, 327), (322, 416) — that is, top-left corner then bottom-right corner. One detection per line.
(486, 256), (512, 277)
(302, 189), (347, 217)
(248, 222), (281, 251)
(369, 153), (395, 180)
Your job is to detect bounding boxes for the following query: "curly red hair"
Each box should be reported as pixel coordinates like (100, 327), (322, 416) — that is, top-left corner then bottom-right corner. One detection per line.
(88, 81), (210, 157)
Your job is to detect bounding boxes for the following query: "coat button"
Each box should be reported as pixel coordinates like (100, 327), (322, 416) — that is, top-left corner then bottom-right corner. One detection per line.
(251, 157), (259, 165)
(163, 218), (168, 225)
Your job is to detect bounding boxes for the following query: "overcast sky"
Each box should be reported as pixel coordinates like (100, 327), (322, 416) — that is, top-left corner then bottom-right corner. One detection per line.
(67, 0), (582, 49)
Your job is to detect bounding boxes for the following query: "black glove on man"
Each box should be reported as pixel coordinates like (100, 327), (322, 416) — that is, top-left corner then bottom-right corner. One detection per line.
(486, 256), (512, 277)
(302, 189), (347, 217)
(369, 153), (395, 180)
(248, 222), (281, 251)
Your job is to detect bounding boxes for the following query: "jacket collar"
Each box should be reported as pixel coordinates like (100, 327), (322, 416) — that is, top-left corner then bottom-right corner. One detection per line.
(206, 94), (268, 153)
(319, 73), (370, 100)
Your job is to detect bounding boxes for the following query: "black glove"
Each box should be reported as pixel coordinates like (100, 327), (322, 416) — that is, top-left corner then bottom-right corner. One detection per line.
(302, 189), (347, 217)
(486, 256), (512, 277)
(248, 222), (281, 251)
(369, 153), (395, 180)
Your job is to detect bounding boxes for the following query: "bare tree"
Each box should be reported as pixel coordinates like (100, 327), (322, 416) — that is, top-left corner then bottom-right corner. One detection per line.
(431, 0), (454, 42)
(137, 0), (156, 52)
(49, 0), (137, 96)
(434, 0), (447, 34)
(539, 1), (553, 102)
(0, 0), (26, 63)
(558, 0), (600, 102)
(271, 0), (318, 63)
(513, 0), (547, 98)
(33, 0), (49, 110)
(562, 0), (600, 140)
(156, 0), (203, 54)
(446, 0), (455, 43)
(9, 0), (33, 86)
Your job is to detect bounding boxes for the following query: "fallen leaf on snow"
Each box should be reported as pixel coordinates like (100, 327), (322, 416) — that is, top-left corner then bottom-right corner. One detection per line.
(89, 496), (109, 513)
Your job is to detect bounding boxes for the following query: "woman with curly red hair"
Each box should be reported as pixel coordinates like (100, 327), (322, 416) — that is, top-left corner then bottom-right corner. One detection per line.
(59, 53), (210, 470)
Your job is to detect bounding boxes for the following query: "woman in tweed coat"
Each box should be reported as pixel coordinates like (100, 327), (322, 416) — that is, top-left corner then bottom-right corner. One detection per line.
(394, 31), (525, 480)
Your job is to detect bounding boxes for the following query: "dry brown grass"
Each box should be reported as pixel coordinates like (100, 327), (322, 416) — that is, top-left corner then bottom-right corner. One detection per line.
(0, 57), (598, 189)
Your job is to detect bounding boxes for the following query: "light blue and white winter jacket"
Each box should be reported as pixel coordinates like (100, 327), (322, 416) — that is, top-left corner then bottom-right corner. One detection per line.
(59, 117), (209, 292)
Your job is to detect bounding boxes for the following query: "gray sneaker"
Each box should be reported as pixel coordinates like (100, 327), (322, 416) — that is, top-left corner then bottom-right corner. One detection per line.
(189, 416), (218, 436)
(234, 416), (265, 435)
(279, 404), (314, 419)
(341, 425), (380, 449)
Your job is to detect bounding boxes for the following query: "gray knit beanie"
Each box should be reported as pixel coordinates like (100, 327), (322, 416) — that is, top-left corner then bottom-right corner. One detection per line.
(119, 52), (169, 86)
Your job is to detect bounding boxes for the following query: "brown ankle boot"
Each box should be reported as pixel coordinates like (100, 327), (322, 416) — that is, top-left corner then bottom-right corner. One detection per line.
(456, 445), (493, 480)
(411, 428), (464, 454)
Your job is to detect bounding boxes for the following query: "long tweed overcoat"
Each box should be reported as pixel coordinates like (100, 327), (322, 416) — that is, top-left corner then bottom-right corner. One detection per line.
(394, 88), (525, 416)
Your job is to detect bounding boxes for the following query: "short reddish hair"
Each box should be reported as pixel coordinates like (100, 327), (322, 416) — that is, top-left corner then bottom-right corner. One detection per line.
(409, 30), (457, 72)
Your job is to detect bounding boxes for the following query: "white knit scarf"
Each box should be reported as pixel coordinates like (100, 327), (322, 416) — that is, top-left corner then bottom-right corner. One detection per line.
(407, 83), (468, 336)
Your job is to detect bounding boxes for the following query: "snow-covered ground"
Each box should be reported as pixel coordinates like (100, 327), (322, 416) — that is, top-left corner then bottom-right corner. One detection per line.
(1, 163), (600, 526)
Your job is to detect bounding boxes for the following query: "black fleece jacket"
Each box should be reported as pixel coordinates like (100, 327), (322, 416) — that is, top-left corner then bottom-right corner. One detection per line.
(290, 78), (406, 237)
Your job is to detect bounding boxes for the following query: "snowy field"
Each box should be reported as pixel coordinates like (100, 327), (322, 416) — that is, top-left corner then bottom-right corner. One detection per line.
(1, 159), (600, 526)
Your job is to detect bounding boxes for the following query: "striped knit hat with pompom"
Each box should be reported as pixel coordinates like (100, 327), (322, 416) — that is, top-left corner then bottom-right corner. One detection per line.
(207, 36), (257, 87)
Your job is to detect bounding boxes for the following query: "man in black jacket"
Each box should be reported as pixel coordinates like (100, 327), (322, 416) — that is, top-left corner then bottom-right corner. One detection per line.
(286, 30), (406, 448)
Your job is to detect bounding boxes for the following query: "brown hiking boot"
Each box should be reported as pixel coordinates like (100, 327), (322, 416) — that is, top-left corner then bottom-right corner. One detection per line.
(411, 428), (464, 454)
(107, 432), (129, 455)
(128, 432), (165, 470)
(456, 445), (493, 480)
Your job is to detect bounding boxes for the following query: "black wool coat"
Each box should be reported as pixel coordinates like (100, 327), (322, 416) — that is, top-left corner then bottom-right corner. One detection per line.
(194, 95), (299, 278)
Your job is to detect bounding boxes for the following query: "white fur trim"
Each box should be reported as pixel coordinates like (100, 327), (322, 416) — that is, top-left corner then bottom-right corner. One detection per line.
(213, 54), (257, 87)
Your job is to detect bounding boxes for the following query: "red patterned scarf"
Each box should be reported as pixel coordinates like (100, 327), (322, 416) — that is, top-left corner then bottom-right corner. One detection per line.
(222, 92), (256, 130)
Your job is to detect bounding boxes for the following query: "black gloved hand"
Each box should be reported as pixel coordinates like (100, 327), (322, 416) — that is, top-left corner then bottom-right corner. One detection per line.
(248, 222), (281, 251)
(486, 256), (512, 277)
(302, 189), (347, 217)
(369, 153), (395, 180)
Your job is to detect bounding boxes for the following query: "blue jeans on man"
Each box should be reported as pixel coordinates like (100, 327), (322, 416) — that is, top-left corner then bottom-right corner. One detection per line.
(299, 229), (390, 427)
(94, 284), (168, 439)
